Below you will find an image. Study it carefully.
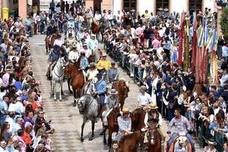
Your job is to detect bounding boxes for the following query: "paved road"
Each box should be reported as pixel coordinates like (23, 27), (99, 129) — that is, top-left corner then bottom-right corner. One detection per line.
(30, 35), (202, 152)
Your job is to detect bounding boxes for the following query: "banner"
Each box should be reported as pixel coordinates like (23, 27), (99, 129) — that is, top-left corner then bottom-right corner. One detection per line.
(2, 7), (9, 20)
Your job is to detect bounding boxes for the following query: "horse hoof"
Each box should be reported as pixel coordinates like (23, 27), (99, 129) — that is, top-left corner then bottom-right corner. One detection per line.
(80, 138), (84, 142)
(73, 103), (76, 107)
(89, 136), (94, 141)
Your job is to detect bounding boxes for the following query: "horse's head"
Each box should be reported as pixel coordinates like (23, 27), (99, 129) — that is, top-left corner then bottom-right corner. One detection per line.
(77, 96), (87, 114)
(131, 107), (146, 131)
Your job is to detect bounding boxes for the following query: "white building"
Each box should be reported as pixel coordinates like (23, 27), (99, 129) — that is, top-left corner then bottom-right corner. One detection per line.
(86, 0), (218, 15)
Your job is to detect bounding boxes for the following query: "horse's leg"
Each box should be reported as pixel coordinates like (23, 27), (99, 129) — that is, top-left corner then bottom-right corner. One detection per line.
(80, 120), (85, 142)
(108, 130), (112, 148)
(53, 81), (57, 101)
(59, 81), (63, 101)
(68, 78), (73, 94)
(89, 120), (95, 141)
(103, 126), (107, 145)
(73, 89), (77, 107)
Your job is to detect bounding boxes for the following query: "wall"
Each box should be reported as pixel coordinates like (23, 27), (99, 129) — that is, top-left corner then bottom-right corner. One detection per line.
(113, 0), (122, 16)
(169, 0), (189, 14)
(137, 0), (156, 15)
(101, 0), (112, 12)
(19, 0), (27, 18)
(202, 0), (216, 13)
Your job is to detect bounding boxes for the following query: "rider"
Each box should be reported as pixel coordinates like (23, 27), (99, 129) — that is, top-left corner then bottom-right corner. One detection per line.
(79, 52), (89, 82)
(86, 62), (99, 82)
(87, 34), (99, 62)
(46, 20), (57, 37)
(102, 89), (119, 126)
(113, 107), (132, 142)
(167, 108), (195, 152)
(68, 44), (79, 63)
(94, 73), (107, 108)
(143, 102), (164, 143)
(46, 45), (61, 79)
(107, 62), (119, 83)
(65, 32), (76, 50)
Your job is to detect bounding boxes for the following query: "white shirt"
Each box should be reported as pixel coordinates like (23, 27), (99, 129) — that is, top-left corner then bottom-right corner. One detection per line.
(87, 69), (99, 81)
(144, 112), (163, 127)
(15, 101), (25, 114)
(137, 92), (152, 106)
(53, 39), (63, 47)
(68, 51), (79, 62)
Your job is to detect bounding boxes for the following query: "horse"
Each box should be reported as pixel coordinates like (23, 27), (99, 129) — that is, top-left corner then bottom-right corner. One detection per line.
(104, 107), (121, 146)
(91, 20), (100, 34)
(45, 33), (57, 54)
(77, 94), (100, 142)
(51, 57), (67, 101)
(104, 107), (145, 147)
(112, 80), (129, 110)
(64, 58), (85, 106)
(168, 136), (192, 152)
(131, 107), (146, 131)
(113, 130), (144, 152)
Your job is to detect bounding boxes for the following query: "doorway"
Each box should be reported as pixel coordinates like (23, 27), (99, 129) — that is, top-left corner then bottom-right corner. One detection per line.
(94, 0), (102, 14)
(123, 0), (137, 12)
(189, 0), (202, 15)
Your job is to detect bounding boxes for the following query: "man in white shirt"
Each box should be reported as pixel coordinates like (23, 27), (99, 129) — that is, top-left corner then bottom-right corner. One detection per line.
(137, 86), (152, 106)
(68, 45), (79, 63)
(53, 34), (64, 47)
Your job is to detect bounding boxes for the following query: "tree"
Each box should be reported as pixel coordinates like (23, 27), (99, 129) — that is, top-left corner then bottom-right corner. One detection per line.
(220, 7), (228, 41)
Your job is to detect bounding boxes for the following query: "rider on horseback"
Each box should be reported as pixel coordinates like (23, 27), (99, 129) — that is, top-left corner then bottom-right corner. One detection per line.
(113, 107), (132, 142)
(167, 108), (195, 152)
(94, 73), (107, 108)
(102, 89), (119, 127)
(143, 103), (164, 143)
(46, 45), (61, 79)
(46, 20), (57, 37)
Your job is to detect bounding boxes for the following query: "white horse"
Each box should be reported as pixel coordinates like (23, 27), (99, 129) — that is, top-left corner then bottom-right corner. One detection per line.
(51, 57), (67, 101)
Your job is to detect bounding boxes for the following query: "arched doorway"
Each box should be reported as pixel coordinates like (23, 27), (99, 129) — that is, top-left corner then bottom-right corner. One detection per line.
(94, 0), (102, 14)
(189, 0), (202, 14)
(156, 0), (169, 16)
(123, 0), (137, 12)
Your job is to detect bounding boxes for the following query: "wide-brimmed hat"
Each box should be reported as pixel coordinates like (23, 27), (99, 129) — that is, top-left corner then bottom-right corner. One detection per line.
(122, 107), (130, 114)
(102, 53), (107, 57)
(110, 89), (118, 95)
(149, 103), (158, 110)
(89, 62), (96, 68)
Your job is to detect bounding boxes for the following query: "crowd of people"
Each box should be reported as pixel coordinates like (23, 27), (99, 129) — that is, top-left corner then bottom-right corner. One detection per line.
(1, 0), (226, 151)
(44, 0), (228, 151)
(0, 15), (54, 152)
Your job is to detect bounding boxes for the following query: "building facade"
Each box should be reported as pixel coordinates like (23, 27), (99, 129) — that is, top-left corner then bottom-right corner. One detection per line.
(0, 0), (28, 20)
(86, 0), (218, 15)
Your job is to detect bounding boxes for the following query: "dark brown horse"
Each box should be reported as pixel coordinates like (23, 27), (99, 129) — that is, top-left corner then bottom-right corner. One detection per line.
(116, 130), (144, 152)
(64, 59), (85, 106)
(104, 107), (145, 147)
(131, 107), (146, 131)
(117, 123), (164, 152)
(45, 33), (57, 54)
(104, 107), (121, 146)
(91, 21), (100, 34)
(112, 80), (129, 110)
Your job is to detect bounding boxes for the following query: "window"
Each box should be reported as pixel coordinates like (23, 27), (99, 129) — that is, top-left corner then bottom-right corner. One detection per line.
(156, 0), (169, 12)
(123, 0), (137, 12)
(156, 0), (169, 16)
(189, 0), (202, 14)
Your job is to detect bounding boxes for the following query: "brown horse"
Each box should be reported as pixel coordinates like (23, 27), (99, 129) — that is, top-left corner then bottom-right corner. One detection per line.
(45, 33), (57, 54)
(91, 21), (100, 34)
(112, 80), (129, 110)
(64, 59), (85, 106)
(104, 107), (145, 147)
(116, 130), (144, 152)
(104, 107), (121, 146)
(116, 123), (164, 152)
(131, 107), (146, 131)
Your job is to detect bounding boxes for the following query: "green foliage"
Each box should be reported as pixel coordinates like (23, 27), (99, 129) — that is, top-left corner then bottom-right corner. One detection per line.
(220, 7), (228, 40)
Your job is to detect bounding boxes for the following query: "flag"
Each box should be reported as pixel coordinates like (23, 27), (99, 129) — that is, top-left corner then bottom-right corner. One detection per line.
(207, 29), (219, 84)
(183, 18), (190, 71)
(177, 12), (185, 65)
(191, 12), (198, 71)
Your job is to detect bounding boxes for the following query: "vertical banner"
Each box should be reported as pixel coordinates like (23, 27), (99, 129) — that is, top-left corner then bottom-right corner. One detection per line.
(2, 7), (9, 20)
